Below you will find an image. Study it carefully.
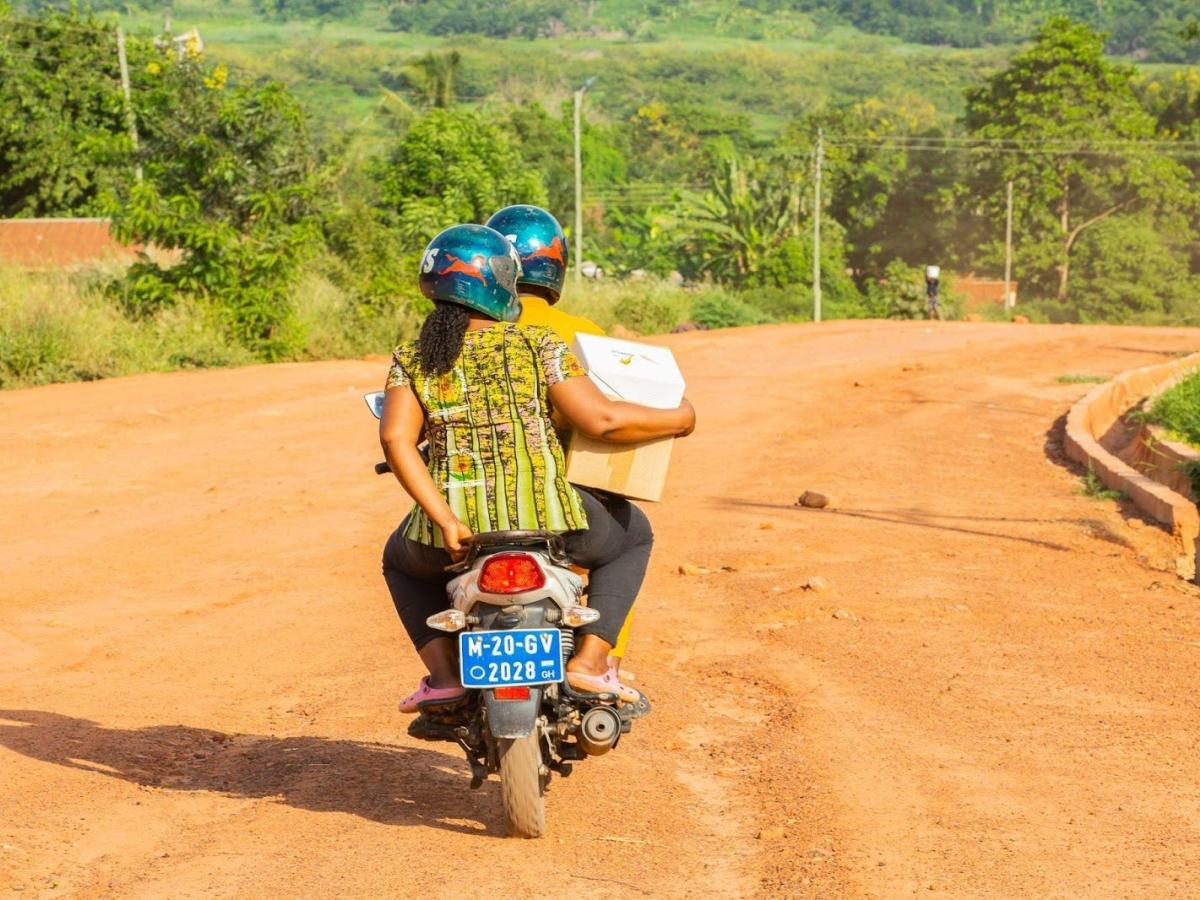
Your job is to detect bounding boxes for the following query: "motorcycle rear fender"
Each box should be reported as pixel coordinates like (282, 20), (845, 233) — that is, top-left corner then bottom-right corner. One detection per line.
(448, 551), (583, 612)
(483, 687), (543, 739)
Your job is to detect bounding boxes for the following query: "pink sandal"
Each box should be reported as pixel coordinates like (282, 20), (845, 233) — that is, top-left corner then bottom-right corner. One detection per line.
(399, 677), (467, 714)
(567, 665), (640, 704)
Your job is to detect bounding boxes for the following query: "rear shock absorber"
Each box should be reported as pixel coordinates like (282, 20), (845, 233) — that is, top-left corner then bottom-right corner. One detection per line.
(559, 626), (575, 669)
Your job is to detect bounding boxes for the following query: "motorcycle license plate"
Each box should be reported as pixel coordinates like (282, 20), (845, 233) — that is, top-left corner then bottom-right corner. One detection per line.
(458, 628), (563, 689)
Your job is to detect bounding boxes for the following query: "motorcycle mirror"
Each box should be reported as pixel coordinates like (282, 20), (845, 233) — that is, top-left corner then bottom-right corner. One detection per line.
(363, 391), (385, 420)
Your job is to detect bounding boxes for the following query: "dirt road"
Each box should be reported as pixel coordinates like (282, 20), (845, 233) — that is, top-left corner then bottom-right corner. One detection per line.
(2, 321), (1199, 898)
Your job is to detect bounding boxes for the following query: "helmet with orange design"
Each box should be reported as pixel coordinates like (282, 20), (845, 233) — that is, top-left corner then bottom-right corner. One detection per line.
(485, 205), (569, 305)
(418, 224), (523, 322)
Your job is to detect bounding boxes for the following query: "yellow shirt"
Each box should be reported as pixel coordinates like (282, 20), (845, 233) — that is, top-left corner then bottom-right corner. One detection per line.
(517, 295), (604, 347)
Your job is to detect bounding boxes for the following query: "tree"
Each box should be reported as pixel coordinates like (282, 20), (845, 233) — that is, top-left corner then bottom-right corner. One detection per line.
(253, 0), (365, 20)
(780, 96), (962, 282)
(388, 0), (583, 39)
(113, 61), (323, 359)
(964, 17), (1193, 300)
(1069, 212), (1200, 323)
(374, 108), (547, 247)
(0, 9), (137, 217)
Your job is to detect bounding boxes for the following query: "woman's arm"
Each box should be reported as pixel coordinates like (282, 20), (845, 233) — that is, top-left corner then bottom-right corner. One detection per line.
(549, 376), (696, 444)
(379, 385), (472, 557)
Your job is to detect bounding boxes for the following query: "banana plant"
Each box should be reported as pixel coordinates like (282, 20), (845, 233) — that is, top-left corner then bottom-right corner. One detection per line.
(668, 155), (796, 284)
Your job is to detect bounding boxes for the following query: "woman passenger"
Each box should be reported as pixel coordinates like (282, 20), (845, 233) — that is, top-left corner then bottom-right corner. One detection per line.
(379, 223), (695, 712)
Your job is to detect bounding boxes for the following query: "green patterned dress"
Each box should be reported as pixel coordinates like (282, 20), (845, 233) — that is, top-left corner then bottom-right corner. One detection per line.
(386, 322), (590, 547)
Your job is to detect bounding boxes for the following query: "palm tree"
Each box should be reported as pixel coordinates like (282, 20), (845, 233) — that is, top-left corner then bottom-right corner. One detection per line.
(404, 50), (461, 109)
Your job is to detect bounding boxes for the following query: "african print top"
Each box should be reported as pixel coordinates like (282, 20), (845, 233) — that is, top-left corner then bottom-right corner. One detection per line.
(386, 322), (590, 547)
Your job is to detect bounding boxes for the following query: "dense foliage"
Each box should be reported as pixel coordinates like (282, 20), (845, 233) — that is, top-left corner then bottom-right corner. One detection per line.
(113, 69), (324, 358)
(389, 0), (584, 38)
(253, 0), (365, 21)
(374, 107), (547, 246)
(963, 18), (1194, 308)
(0, 9), (133, 217)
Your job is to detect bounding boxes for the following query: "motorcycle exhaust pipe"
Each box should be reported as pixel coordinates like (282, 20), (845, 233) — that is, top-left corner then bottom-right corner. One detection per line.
(578, 706), (622, 756)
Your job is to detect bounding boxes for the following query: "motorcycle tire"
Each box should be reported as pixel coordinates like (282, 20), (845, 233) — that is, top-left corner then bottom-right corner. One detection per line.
(497, 733), (546, 838)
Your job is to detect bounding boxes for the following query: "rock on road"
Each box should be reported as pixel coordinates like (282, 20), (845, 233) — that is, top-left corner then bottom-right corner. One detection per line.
(2, 320), (1199, 898)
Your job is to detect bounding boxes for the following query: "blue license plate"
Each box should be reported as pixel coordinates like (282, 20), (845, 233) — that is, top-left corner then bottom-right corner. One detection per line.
(458, 628), (563, 689)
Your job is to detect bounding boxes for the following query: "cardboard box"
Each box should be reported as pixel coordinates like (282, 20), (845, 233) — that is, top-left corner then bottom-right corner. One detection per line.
(565, 334), (686, 503)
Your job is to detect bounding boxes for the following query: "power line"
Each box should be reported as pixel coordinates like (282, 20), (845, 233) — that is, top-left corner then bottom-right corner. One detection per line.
(832, 134), (1200, 148)
(832, 141), (1200, 158)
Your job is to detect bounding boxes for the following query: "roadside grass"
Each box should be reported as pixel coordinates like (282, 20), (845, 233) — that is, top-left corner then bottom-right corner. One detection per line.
(1056, 373), (1108, 384)
(0, 265), (418, 390)
(559, 280), (691, 334)
(0, 266), (251, 388)
(559, 279), (781, 334)
(0, 263), (809, 391)
(290, 270), (421, 359)
(1079, 467), (1126, 502)
(1146, 370), (1200, 447)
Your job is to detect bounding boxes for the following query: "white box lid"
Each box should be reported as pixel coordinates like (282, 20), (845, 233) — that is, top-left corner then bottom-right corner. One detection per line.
(572, 333), (685, 410)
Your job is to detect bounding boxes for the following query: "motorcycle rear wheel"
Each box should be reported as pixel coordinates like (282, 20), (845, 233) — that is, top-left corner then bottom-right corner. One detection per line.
(497, 733), (546, 838)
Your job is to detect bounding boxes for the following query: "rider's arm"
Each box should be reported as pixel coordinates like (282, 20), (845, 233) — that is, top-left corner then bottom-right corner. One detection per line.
(549, 376), (696, 443)
(379, 385), (472, 556)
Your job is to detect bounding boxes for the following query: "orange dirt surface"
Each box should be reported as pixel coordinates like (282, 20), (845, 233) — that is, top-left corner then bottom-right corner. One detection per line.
(3, 320), (1200, 899)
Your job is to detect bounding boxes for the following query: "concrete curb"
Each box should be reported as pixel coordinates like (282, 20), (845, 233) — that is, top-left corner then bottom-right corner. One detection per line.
(1063, 352), (1200, 581)
(1121, 424), (1200, 503)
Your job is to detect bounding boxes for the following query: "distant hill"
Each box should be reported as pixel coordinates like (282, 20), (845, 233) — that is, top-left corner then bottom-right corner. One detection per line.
(20, 1), (1198, 62)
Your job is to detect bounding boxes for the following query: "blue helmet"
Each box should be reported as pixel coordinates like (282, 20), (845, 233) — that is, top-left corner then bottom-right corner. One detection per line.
(418, 224), (523, 322)
(485, 205), (569, 305)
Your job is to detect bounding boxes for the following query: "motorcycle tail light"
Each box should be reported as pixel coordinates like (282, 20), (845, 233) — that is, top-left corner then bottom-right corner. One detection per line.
(478, 552), (545, 594)
(494, 686), (530, 701)
(561, 605), (601, 627)
(426, 609), (466, 632)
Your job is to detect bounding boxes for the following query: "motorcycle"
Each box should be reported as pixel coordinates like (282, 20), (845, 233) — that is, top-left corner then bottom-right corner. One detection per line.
(365, 391), (650, 838)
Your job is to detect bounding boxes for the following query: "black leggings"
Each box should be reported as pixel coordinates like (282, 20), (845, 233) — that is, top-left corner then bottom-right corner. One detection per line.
(382, 489), (653, 650)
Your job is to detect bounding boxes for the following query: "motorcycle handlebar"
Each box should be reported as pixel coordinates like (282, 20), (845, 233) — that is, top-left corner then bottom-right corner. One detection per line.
(374, 461), (390, 475)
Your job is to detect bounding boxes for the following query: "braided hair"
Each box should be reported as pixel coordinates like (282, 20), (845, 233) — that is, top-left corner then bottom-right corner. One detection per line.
(417, 302), (472, 376)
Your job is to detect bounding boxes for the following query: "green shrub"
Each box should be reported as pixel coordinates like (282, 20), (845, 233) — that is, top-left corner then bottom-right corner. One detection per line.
(1149, 371), (1200, 447)
(1020, 298), (1078, 324)
(740, 285), (811, 321)
(612, 293), (681, 335)
(691, 289), (773, 330)
(868, 260), (929, 319)
(557, 280), (692, 335)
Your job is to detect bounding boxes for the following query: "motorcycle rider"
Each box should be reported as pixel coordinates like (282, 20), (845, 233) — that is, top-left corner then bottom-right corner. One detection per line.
(486, 204), (604, 346)
(379, 223), (695, 713)
(484, 205), (639, 671)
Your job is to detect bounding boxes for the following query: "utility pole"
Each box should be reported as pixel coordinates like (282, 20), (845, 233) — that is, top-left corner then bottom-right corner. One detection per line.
(812, 128), (824, 322)
(116, 27), (143, 184)
(1004, 179), (1014, 311)
(573, 76), (597, 288)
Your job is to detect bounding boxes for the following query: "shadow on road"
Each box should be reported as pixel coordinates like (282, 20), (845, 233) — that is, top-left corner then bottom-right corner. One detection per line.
(1100, 346), (1194, 358)
(0, 709), (500, 836)
(722, 499), (1102, 552)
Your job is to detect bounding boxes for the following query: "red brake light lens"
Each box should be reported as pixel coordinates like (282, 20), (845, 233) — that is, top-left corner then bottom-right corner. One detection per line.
(478, 552), (545, 595)
(493, 686), (531, 701)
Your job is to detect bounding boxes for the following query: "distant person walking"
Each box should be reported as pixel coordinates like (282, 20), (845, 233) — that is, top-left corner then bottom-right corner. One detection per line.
(925, 265), (941, 320)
